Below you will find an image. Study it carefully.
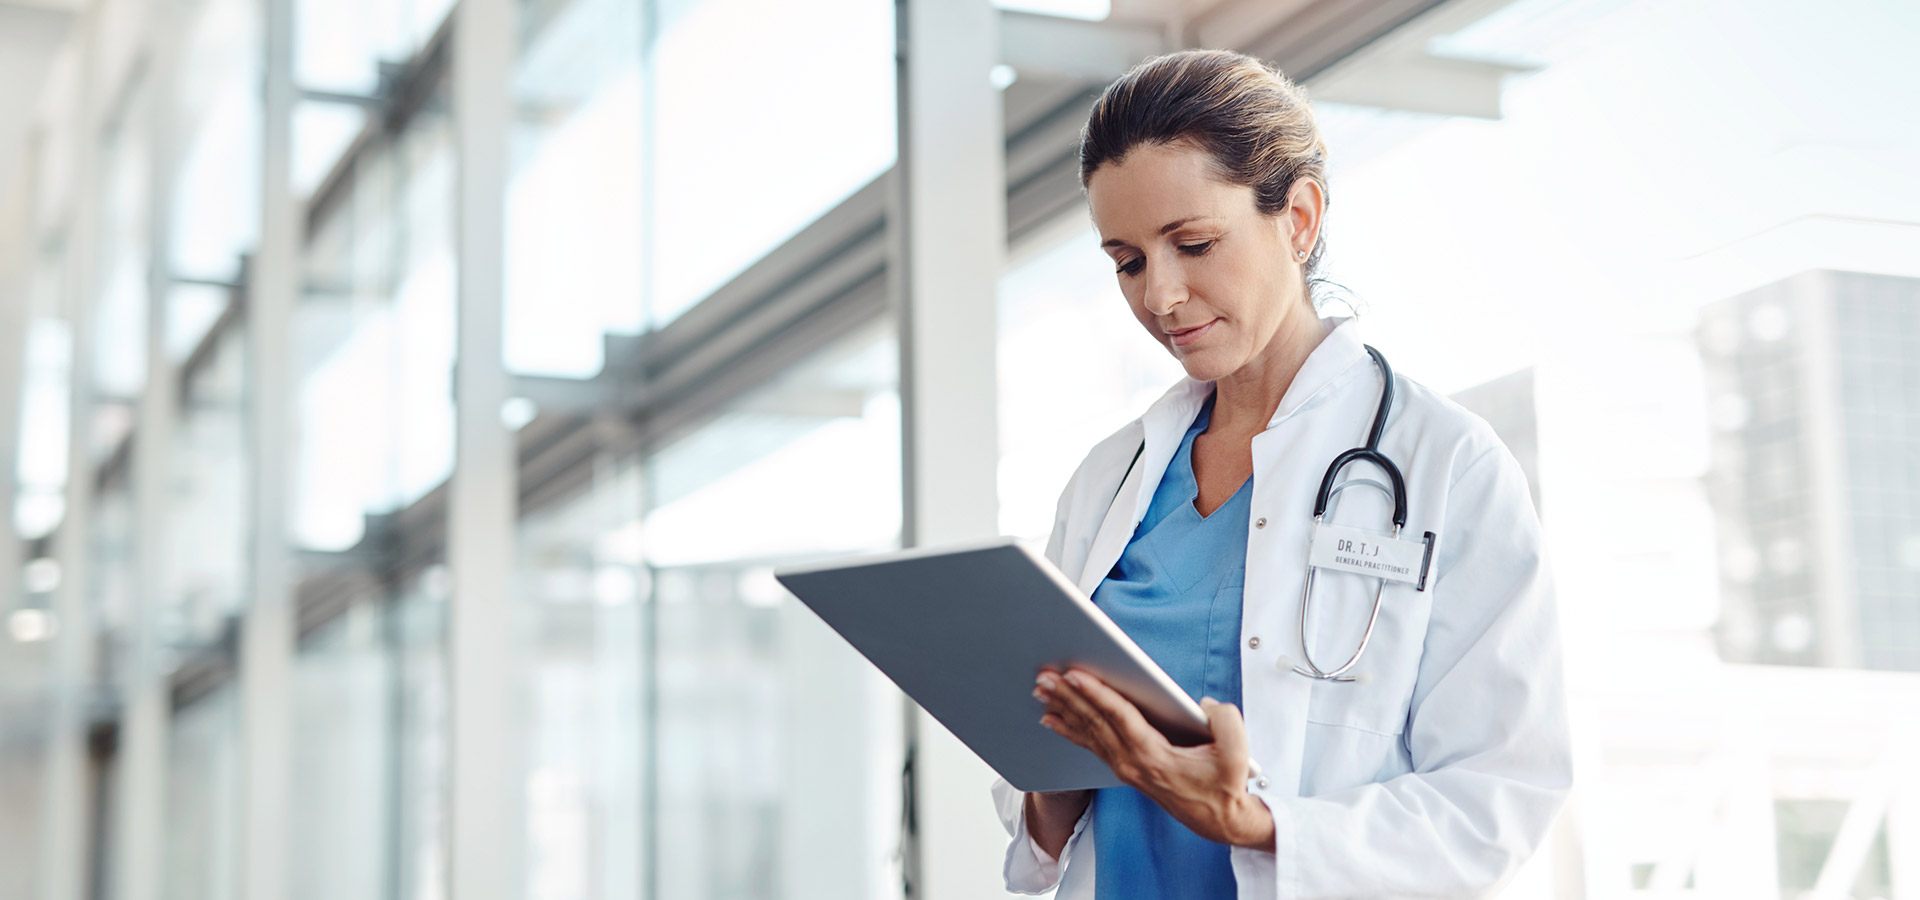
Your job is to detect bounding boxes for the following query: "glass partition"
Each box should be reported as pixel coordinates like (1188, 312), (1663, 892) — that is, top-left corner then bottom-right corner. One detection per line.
(516, 458), (646, 900)
(162, 685), (240, 900)
(293, 83), (455, 554)
(645, 319), (902, 899)
(292, 599), (394, 900)
(646, 0), (895, 327)
(164, 325), (248, 656)
(505, 0), (645, 378)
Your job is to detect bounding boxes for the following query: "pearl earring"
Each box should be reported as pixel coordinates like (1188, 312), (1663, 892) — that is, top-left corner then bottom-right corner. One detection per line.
(1296, 248), (1308, 260)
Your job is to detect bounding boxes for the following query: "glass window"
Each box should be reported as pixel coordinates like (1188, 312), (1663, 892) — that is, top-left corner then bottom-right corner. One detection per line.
(293, 600), (395, 900)
(294, 572), (449, 900)
(505, 0), (645, 378)
(167, 0), (262, 286)
(87, 481), (135, 683)
(392, 571), (450, 900)
(644, 319), (902, 898)
(647, 0), (895, 327)
(13, 256), (74, 541)
(92, 87), (153, 457)
(515, 457), (646, 900)
(165, 325), (249, 654)
(163, 685), (240, 900)
(292, 84), (455, 553)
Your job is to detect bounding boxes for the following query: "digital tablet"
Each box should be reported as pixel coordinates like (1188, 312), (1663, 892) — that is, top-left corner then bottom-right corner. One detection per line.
(773, 537), (1213, 792)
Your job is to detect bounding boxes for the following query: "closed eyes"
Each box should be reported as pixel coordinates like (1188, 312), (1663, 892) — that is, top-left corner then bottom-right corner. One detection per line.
(1116, 241), (1215, 277)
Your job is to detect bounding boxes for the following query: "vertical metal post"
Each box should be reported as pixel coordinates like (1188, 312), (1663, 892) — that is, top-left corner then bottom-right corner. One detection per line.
(111, 3), (186, 896)
(889, 0), (1008, 897)
(40, 6), (104, 899)
(236, 0), (298, 895)
(0, 129), (30, 626)
(632, 5), (661, 897)
(1796, 278), (1861, 668)
(449, 0), (522, 897)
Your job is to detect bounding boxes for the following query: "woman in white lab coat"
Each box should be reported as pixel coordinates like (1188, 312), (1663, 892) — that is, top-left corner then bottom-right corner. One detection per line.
(990, 50), (1572, 898)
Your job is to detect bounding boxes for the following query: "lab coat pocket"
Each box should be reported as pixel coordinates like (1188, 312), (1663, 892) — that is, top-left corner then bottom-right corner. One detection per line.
(1300, 570), (1432, 736)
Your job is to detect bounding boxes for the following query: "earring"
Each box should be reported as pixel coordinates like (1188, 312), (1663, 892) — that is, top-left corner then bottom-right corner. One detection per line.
(1295, 248), (1308, 261)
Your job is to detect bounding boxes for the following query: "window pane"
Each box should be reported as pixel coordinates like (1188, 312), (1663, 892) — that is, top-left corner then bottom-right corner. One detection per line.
(505, 0), (645, 378)
(645, 319), (902, 899)
(647, 0), (895, 327)
(516, 458), (647, 900)
(168, 0), (262, 285)
(293, 601), (394, 900)
(164, 325), (249, 654)
(293, 86), (455, 552)
(163, 686), (240, 900)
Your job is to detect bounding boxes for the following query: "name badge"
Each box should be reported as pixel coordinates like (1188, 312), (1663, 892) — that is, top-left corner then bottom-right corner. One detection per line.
(1307, 522), (1436, 591)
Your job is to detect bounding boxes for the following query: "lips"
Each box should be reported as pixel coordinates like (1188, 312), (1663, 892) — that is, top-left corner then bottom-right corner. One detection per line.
(1168, 318), (1219, 347)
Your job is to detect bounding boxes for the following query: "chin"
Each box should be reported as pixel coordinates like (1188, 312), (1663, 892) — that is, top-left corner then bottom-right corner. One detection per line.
(1174, 350), (1235, 383)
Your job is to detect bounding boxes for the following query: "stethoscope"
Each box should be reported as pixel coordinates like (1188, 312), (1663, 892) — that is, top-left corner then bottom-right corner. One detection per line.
(1294, 345), (1409, 682)
(1104, 344), (1425, 685)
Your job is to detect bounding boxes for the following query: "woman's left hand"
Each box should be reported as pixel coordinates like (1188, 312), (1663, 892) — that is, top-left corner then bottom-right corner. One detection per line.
(1034, 668), (1276, 851)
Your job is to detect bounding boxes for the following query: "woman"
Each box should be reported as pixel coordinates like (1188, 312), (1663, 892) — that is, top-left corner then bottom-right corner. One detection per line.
(990, 50), (1572, 898)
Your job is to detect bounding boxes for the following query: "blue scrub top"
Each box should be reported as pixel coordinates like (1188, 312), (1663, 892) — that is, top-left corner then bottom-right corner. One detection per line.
(1090, 388), (1247, 898)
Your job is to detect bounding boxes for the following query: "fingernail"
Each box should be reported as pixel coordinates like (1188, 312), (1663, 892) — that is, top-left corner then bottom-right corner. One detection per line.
(1066, 671), (1087, 687)
(1037, 673), (1057, 690)
(1201, 696), (1216, 707)
(1031, 688), (1046, 701)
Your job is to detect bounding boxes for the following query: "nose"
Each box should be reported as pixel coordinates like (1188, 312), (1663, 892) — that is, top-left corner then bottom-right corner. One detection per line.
(1140, 253), (1189, 316)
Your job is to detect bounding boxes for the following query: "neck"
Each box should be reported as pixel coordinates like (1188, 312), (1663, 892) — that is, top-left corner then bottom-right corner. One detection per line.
(1209, 313), (1328, 434)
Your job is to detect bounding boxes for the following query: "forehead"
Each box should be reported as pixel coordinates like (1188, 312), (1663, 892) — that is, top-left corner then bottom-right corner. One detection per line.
(1086, 142), (1251, 242)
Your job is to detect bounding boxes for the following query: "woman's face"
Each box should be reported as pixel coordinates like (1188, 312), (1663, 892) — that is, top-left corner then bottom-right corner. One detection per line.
(1086, 140), (1322, 384)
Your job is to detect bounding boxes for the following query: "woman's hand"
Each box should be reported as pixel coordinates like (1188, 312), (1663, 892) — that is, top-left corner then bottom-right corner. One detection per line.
(1033, 668), (1275, 851)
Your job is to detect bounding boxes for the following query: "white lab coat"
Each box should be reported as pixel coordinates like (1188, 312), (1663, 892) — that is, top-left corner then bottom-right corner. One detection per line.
(991, 316), (1571, 898)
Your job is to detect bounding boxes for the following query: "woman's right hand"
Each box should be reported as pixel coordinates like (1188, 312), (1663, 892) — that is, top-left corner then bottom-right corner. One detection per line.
(1023, 789), (1093, 859)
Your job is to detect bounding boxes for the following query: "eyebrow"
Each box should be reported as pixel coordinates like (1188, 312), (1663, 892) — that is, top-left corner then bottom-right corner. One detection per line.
(1101, 216), (1208, 249)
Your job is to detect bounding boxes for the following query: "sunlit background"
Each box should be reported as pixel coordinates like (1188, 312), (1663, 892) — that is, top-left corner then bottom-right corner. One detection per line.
(0, 0), (1916, 897)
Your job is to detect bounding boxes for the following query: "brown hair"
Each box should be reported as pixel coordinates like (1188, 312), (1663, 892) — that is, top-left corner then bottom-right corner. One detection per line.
(1079, 49), (1332, 279)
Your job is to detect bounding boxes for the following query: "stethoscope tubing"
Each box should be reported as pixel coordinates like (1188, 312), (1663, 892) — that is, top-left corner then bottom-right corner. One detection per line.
(1297, 344), (1405, 681)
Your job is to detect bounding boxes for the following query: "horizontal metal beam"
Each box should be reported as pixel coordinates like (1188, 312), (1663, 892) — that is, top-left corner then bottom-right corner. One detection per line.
(1310, 51), (1529, 118)
(998, 10), (1168, 84)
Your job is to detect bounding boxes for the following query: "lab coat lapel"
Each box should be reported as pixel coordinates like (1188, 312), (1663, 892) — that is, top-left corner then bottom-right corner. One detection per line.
(1070, 317), (1370, 598)
(1071, 378), (1212, 597)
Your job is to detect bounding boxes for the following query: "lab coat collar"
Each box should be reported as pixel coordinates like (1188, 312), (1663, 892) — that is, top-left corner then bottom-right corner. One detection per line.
(1082, 316), (1372, 598)
(1140, 315), (1371, 439)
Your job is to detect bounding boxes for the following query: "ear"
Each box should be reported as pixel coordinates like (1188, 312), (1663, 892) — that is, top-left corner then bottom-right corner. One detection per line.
(1284, 177), (1326, 258)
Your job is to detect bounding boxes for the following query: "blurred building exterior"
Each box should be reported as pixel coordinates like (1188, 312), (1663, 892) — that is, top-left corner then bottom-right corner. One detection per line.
(1698, 269), (1920, 672)
(2, 0), (1919, 899)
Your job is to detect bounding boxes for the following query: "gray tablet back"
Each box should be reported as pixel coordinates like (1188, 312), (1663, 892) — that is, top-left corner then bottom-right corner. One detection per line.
(773, 538), (1211, 793)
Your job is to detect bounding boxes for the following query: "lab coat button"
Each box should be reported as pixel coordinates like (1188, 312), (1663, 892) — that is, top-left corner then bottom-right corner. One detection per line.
(1255, 517), (1267, 529)
(1247, 636), (1260, 649)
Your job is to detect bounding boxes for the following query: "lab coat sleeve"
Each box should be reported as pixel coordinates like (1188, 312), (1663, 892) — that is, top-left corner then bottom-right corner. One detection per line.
(991, 776), (1092, 893)
(1252, 444), (1572, 900)
(989, 460), (1096, 893)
